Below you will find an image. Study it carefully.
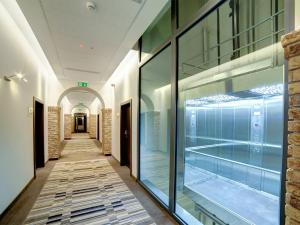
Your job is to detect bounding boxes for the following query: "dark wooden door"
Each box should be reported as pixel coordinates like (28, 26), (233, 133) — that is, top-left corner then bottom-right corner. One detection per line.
(120, 103), (131, 169)
(34, 100), (44, 170)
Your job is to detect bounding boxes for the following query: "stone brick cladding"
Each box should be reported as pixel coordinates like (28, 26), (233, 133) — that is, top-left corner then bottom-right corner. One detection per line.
(282, 29), (300, 225)
(64, 114), (72, 139)
(89, 114), (97, 139)
(48, 106), (61, 159)
(71, 116), (74, 133)
(102, 109), (112, 155)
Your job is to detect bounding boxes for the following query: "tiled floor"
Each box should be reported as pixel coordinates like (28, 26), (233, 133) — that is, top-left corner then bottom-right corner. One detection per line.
(0, 134), (177, 225)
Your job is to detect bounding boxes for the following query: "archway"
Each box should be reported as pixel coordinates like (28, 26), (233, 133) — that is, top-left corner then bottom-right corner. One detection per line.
(71, 103), (91, 114)
(57, 86), (105, 108)
(141, 94), (154, 111)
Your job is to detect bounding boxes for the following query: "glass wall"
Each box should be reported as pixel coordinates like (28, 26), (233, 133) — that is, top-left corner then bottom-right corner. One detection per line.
(141, 1), (171, 60)
(176, 1), (284, 225)
(140, 46), (172, 205)
(139, 0), (286, 225)
(178, 0), (209, 27)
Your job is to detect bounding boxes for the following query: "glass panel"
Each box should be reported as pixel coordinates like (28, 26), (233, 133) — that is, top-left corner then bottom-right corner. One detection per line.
(178, 0), (210, 27)
(140, 46), (171, 205)
(141, 1), (171, 60)
(176, 1), (284, 225)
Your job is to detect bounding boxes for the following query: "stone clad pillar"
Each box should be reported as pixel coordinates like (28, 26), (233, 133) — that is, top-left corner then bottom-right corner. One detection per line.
(71, 116), (74, 133)
(102, 108), (112, 155)
(48, 106), (61, 159)
(64, 114), (72, 139)
(89, 114), (97, 139)
(282, 30), (300, 225)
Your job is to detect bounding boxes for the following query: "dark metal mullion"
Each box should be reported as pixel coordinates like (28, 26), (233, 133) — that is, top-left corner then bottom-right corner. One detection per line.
(137, 68), (141, 181)
(139, 0), (226, 69)
(175, 0), (226, 38)
(169, 0), (178, 213)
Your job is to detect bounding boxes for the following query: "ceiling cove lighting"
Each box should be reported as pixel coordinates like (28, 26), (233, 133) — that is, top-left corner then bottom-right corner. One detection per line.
(250, 84), (283, 96)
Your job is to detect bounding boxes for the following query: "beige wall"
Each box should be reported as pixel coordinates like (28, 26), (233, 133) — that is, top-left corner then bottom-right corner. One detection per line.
(99, 50), (139, 177)
(0, 0), (63, 214)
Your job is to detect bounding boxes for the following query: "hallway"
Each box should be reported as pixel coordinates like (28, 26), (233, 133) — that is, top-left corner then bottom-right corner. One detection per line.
(0, 134), (177, 225)
(1, 1), (300, 224)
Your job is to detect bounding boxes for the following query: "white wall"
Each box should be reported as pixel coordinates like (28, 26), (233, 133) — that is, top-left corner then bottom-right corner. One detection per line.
(99, 50), (139, 177)
(296, 0), (300, 30)
(0, 0), (62, 214)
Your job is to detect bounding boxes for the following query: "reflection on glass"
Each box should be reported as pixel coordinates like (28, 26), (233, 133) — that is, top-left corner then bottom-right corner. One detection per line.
(178, 0), (209, 27)
(140, 46), (171, 205)
(141, 1), (171, 60)
(176, 0), (284, 225)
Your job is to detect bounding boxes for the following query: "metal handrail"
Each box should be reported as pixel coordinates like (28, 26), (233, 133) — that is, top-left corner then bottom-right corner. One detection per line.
(181, 9), (284, 76)
(185, 149), (280, 175)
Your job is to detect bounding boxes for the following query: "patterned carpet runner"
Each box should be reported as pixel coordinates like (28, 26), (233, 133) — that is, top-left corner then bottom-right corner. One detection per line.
(25, 159), (155, 225)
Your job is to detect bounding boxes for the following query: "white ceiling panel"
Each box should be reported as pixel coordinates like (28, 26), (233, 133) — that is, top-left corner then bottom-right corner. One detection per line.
(16, 0), (169, 104)
(66, 91), (97, 106)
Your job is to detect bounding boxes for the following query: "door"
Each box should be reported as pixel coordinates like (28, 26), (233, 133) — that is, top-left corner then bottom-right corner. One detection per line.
(33, 99), (45, 173)
(120, 101), (132, 171)
(74, 113), (87, 133)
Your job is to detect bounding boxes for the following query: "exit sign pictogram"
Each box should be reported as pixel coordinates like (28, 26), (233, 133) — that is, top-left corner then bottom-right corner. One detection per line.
(78, 82), (88, 87)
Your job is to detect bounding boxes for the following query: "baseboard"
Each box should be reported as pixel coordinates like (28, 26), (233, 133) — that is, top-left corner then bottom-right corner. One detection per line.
(111, 154), (120, 163)
(130, 173), (137, 181)
(0, 177), (34, 219)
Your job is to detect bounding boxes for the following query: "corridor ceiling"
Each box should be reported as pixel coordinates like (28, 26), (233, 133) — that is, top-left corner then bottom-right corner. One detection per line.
(66, 91), (97, 106)
(16, 0), (168, 95)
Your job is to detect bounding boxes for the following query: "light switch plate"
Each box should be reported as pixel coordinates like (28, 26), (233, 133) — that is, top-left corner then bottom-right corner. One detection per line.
(28, 107), (33, 114)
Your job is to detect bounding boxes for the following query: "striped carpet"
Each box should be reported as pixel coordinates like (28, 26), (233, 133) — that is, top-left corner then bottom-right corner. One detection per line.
(62, 139), (100, 155)
(24, 159), (155, 225)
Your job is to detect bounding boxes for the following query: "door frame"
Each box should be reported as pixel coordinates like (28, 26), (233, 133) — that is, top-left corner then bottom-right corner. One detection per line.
(120, 99), (132, 176)
(33, 97), (45, 178)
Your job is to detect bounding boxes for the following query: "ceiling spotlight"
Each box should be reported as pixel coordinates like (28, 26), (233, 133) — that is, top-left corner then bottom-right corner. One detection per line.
(16, 73), (24, 79)
(86, 1), (96, 11)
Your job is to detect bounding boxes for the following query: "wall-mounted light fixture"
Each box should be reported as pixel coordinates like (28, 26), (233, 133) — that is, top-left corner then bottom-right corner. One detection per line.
(4, 73), (27, 82)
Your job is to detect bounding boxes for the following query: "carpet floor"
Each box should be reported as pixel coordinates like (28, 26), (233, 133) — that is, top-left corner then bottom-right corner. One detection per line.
(24, 159), (156, 225)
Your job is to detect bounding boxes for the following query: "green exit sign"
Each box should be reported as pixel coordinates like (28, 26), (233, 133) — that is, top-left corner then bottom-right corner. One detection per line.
(78, 81), (88, 87)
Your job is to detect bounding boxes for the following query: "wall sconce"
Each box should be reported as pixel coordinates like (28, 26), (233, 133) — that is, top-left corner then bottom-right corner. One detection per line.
(4, 73), (27, 82)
